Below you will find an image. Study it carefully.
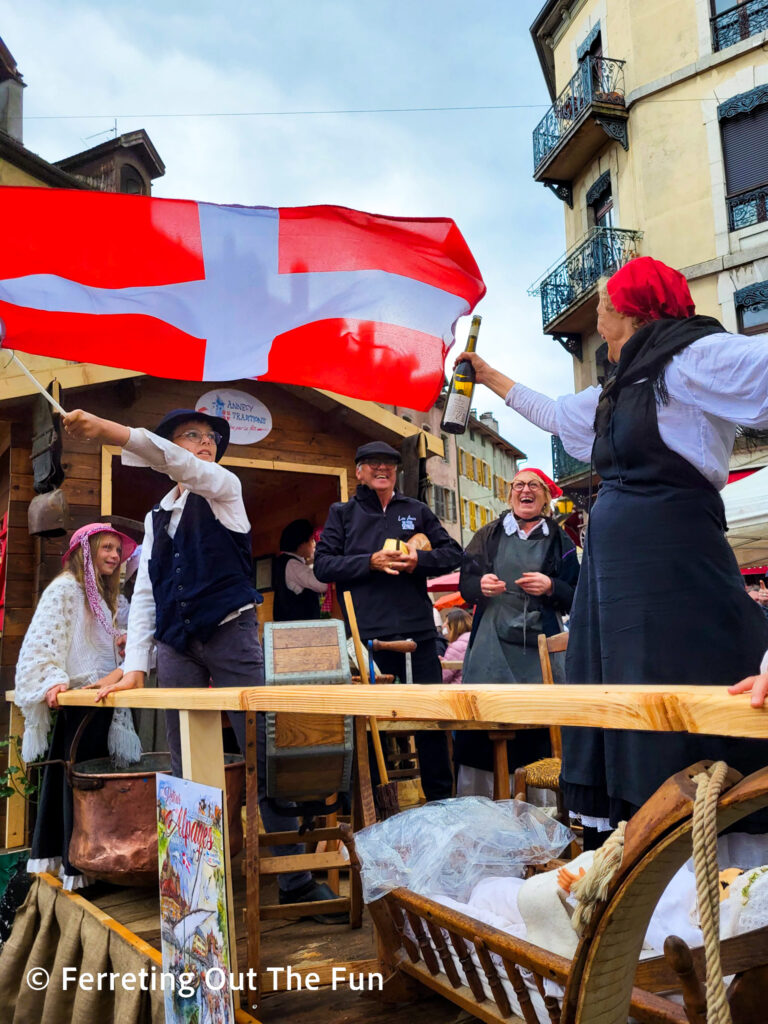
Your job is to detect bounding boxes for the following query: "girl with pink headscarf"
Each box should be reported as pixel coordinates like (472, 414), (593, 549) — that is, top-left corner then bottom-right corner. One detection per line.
(16, 523), (141, 889)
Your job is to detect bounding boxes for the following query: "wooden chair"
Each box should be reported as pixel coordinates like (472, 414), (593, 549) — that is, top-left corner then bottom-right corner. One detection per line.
(344, 760), (768, 1024)
(489, 632), (568, 818)
(244, 620), (377, 1004)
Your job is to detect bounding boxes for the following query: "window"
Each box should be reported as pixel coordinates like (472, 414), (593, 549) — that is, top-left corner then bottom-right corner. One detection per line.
(461, 498), (468, 527)
(441, 433), (450, 464)
(432, 486), (458, 523)
(458, 448), (466, 476)
(483, 462), (491, 488)
(735, 282), (768, 335)
(445, 490), (457, 523)
(586, 171), (614, 229)
(469, 502), (477, 532)
(719, 87), (768, 230)
(711, 0), (768, 53)
(120, 164), (146, 195)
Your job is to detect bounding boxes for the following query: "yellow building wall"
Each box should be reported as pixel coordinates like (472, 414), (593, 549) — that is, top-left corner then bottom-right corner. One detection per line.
(0, 161), (53, 188)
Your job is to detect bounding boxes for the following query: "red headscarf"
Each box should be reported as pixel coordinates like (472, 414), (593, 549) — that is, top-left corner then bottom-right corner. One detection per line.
(513, 467), (563, 500)
(607, 257), (695, 322)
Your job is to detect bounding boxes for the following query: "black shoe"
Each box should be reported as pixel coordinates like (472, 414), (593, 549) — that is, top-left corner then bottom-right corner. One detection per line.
(278, 880), (349, 924)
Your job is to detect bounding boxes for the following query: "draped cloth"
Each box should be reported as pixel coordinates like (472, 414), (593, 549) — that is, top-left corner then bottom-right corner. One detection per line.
(0, 876), (164, 1024)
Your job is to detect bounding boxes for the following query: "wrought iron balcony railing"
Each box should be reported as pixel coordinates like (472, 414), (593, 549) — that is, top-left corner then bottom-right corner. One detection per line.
(531, 226), (643, 331)
(727, 182), (768, 230)
(712, 0), (768, 52)
(552, 435), (590, 483)
(533, 56), (627, 172)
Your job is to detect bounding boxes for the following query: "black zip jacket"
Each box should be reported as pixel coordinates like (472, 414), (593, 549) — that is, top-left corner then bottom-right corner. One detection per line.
(314, 485), (463, 640)
(460, 515), (579, 642)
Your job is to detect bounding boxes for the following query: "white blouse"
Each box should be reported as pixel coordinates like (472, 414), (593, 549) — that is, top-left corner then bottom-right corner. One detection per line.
(506, 331), (768, 490)
(15, 573), (140, 765)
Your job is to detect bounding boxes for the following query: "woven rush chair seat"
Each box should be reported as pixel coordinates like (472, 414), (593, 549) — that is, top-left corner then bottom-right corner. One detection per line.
(523, 755), (561, 791)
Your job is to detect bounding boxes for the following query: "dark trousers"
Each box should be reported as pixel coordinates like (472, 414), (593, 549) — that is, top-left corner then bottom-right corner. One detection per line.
(371, 635), (453, 801)
(158, 609), (311, 891)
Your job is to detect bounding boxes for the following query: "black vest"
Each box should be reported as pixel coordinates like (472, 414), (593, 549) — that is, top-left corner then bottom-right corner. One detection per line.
(149, 493), (257, 652)
(272, 553), (321, 622)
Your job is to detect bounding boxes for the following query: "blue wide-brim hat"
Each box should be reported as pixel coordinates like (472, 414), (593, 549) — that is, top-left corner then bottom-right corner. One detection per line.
(154, 408), (230, 461)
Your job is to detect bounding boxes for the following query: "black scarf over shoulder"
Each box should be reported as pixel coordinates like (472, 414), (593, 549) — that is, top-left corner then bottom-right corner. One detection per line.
(593, 315), (725, 437)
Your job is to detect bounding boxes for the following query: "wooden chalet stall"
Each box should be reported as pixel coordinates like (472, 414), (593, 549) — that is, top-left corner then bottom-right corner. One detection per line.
(0, 355), (443, 846)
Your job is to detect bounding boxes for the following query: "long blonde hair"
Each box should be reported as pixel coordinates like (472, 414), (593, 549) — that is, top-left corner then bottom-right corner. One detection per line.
(61, 532), (121, 617)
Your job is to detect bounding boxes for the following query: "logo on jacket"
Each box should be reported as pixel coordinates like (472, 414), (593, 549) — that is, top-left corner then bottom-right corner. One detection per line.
(398, 514), (416, 531)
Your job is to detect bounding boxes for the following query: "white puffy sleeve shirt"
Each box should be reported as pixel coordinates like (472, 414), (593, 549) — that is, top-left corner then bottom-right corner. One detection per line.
(121, 428), (251, 675)
(506, 331), (768, 490)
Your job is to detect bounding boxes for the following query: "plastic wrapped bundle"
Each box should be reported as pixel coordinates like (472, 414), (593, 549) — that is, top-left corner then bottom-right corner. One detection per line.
(355, 796), (574, 904)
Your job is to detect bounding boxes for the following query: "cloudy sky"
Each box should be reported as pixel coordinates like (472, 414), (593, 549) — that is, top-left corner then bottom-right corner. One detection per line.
(5, 0), (576, 467)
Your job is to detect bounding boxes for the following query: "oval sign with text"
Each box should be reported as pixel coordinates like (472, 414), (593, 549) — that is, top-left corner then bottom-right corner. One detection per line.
(195, 389), (272, 445)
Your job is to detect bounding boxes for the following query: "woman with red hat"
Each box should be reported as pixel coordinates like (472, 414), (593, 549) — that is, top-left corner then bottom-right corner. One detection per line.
(454, 468), (579, 795)
(457, 256), (768, 846)
(15, 523), (140, 889)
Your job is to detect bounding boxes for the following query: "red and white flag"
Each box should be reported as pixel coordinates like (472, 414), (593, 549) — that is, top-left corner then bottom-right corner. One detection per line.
(0, 187), (485, 410)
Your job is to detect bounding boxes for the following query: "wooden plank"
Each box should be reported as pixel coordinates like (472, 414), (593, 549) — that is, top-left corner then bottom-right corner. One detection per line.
(274, 712), (346, 748)
(272, 626), (341, 649)
(24, 682), (768, 739)
(4, 702), (26, 847)
(258, 959), (380, 993)
(273, 645), (341, 674)
(259, 897), (348, 920)
(178, 709), (240, 1010)
(258, 851), (349, 874)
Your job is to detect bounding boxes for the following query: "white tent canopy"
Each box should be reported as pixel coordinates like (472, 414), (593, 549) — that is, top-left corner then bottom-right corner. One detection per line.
(722, 465), (768, 569)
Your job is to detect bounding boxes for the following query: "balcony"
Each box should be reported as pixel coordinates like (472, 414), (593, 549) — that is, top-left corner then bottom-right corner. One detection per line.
(529, 227), (643, 351)
(532, 57), (628, 201)
(551, 435), (590, 485)
(727, 182), (768, 230)
(712, 0), (768, 52)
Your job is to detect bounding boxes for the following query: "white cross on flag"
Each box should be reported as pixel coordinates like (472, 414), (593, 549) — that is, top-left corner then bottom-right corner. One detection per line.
(0, 187), (485, 410)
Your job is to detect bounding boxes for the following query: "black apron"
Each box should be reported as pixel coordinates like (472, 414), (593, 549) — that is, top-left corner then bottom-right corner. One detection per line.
(456, 527), (554, 773)
(561, 376), (768, 827)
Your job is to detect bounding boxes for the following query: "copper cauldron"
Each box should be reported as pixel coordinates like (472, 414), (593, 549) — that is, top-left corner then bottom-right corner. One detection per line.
(68, 748), (245, 887)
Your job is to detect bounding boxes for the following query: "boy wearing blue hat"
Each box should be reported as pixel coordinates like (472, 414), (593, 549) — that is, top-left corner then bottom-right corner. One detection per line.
(62, 406), (346, 920)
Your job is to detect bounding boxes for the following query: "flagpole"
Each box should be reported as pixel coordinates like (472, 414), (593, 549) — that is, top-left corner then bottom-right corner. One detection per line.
(8, 352), (67, 415)
(0, 318), (67, 415)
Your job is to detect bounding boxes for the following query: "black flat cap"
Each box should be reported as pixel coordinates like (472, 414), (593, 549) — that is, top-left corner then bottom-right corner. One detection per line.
(354, 441), (402, 464)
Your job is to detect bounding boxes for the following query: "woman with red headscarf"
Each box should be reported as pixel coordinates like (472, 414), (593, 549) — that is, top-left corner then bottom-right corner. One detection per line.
(454, 467), (579, 795)
(458, 257), (768, 847)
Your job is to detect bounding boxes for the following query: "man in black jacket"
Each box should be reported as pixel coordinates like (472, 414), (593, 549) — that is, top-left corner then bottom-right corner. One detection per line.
(314, 440), (463, 800)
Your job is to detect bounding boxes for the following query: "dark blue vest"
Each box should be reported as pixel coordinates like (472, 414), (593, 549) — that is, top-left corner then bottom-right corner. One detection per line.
(149, 493), (258, 652)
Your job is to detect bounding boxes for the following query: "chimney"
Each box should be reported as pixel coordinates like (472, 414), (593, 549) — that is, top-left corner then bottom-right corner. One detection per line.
(0, 38), (24, 143)
(480, 411), (499, 433)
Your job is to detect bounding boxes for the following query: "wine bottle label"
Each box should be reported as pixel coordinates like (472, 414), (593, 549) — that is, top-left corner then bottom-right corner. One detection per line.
(443, 392), (471, 424)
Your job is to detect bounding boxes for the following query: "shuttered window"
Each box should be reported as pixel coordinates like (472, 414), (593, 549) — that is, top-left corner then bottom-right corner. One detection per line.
(721, 103), (768, 196)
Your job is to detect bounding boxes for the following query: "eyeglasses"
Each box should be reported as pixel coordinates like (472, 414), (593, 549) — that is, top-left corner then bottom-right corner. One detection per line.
(511, 480), (545, 492)
(361, 460), (398, 469)
(174, 429), (222, 447)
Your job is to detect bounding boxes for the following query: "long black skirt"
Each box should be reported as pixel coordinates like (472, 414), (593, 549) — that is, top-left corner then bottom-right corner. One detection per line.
(29, 707), (113, 882)
(561, 482), (768, 828)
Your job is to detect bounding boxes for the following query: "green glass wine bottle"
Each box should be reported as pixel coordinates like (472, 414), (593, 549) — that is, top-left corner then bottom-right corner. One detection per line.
(440, 315), (481, 434)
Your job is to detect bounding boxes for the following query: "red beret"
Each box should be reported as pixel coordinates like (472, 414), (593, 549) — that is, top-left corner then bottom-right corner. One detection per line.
(513, 467), (563, 500)
(607, 257), (695, 322)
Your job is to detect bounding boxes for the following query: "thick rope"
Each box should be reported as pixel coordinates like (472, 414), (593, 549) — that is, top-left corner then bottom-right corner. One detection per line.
(571, 821), (627, 935)
(692, 761), (732, 1024)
